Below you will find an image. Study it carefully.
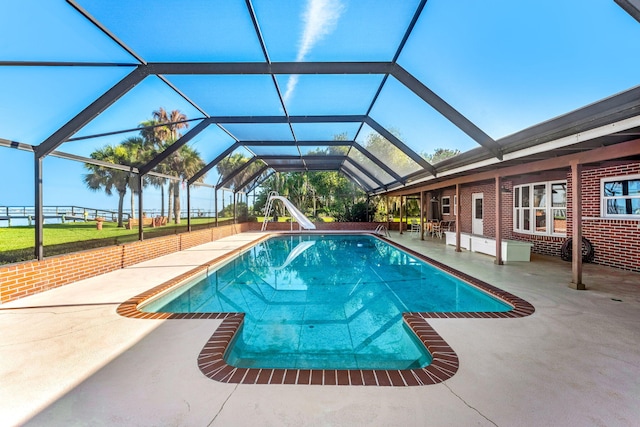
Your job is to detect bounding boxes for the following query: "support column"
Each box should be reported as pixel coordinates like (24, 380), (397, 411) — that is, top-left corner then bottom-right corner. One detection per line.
(495, 176), (503, 265)
(386, 195), (390, 230)
(233, 192), (237, 224)
(34, 155), (44, 260)
(187, 183), (191, 232)
(138, 174), (143, 241)
(366, 195), (370, 222)
(455, 184), (461, 252)
(399, 196), (404, 234)
(214, 189), (218, 227)
(420, 191), (425, 241)
(571, 161), (585, 289)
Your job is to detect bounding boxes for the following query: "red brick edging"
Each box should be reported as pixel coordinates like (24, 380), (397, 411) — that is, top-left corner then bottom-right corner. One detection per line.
(117, 232), (534, 386)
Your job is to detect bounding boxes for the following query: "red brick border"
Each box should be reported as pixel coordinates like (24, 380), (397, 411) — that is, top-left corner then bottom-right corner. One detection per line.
(117, 232), (534, 386)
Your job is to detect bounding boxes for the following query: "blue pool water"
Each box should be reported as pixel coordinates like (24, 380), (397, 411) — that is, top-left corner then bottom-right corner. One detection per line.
(144, 234), (511, 369)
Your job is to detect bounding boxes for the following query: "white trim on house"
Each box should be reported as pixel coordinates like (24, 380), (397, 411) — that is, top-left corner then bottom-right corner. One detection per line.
(601, 173), (640, 219)
(513, 180), (567, 237)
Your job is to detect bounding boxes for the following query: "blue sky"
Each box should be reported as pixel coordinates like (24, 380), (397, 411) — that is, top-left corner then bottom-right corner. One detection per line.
(1, 0), (640, 215)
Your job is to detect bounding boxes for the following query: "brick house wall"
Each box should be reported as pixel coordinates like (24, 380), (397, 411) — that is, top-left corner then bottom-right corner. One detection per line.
(451, 161), (640, 272)
(568, 162), (640, 272)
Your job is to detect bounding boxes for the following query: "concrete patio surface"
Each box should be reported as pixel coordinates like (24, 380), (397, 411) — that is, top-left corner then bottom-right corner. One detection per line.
(1, 231), (639, 426)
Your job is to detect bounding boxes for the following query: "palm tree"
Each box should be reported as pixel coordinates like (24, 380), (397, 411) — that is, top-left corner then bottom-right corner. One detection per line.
(166, 144), (206, 223)
(144, 108), (190, 220)
(83, 145), (131, 227)
(120, 136), (154, 219)
(152, 107), (189, 141)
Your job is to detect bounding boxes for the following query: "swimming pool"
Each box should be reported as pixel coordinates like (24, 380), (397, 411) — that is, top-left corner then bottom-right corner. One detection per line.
(141, 234), (512, 370)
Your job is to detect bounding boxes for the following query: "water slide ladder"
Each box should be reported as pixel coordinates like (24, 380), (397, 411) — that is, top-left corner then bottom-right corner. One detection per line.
(261, 191), (279, 231)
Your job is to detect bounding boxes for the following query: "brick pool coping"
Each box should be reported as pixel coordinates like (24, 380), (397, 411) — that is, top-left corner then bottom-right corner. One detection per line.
(116, 232), (535, 386)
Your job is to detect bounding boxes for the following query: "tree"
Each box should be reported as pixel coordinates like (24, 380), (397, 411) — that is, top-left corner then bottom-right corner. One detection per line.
(216, 154), (267, 191)
(139, 108), (191, 221)
(120, 136), (154, 219)
(421, 148), (461, 165)
(164, 143), (206, 223)
(216, 154), (267, 217)
(83, 145), (133, 227)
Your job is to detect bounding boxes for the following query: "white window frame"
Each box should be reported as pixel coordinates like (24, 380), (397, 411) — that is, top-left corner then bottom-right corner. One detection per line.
(601, 174), (640, 219)
(453, 195), (457, 216)
(442, 196), (451, 215)
(513, 180), (567, 237)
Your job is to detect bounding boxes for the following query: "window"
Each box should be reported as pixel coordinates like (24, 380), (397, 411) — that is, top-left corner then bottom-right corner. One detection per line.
(514, 181), (566, 236)
(454, 195), (457, 216)
(442, 196), (451, 215)
(602, 175), (640, 218)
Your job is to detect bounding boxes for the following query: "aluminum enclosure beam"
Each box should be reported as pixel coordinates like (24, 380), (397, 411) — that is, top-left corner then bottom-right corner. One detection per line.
(246, 170), (275, 194)
(340, 167), (373, 192)
(216, 157), (259, 190)
(615, 0), (640, 23)
(148, 62), (395, 75)
(209, 115), (366, 124)
(67, 0), (146, 65)
(235, 164), (269, 193)
(188, 142), (241, 185)
(242, 140), (353, 146)
(392, 65), (502, 160)
(139, 118), (214, 175)
(257, 155), (347, 161)
(364, 117), (437, 176)
(344, 158), (386, 189)
(351, 142), (404, 183)
(35, 66), (148, 158)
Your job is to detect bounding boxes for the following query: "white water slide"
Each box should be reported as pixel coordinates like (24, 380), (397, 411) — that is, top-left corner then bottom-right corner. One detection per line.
(263, 194), (316, 230)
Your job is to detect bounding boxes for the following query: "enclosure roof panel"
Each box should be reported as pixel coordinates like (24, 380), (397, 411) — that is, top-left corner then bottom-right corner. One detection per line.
(2, 0), (639, 194)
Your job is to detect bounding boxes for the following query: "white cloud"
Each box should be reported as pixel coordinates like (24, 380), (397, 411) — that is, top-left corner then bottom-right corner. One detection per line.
(284, 0), (344, 102)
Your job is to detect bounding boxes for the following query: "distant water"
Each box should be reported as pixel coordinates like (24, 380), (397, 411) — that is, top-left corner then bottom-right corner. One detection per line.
(0, 217), (71, 227)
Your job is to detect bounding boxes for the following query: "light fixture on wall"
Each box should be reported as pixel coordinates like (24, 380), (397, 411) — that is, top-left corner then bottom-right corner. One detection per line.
(501, 186), (512, 193)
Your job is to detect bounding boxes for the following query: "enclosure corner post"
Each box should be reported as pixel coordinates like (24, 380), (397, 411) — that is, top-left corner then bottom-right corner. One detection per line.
(138, 174), (144, 241)
(187, 183), (191, 232)
(34, 155), (44, 261)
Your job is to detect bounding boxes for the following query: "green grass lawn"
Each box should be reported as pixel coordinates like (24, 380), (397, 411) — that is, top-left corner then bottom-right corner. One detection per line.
(0, 218), (235, 251)
(0, 217), (234, 263)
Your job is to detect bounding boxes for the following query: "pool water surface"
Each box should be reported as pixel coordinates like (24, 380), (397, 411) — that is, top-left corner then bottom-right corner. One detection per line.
(143, 234), (512, 370)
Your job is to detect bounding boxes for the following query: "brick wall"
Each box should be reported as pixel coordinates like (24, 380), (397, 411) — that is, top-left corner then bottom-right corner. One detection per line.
(0, 223), (250, 304)
(568, 163), (640, 272)
(452, 162), (640, 271)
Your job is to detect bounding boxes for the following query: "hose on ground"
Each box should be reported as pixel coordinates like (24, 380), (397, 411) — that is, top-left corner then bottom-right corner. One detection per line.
(560, 237), (594, 263)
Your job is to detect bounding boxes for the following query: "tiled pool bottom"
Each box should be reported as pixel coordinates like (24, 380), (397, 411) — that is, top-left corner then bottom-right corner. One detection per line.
(116, 233), (535, 386)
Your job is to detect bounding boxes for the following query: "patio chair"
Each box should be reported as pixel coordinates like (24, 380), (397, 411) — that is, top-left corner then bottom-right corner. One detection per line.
(431, 221), (443, 238)
(410, 219), (421, 235)
(441, 220), (455, 232)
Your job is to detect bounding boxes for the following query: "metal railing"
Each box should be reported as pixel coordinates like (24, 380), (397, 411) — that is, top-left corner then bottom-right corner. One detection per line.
(0, 206), (130, 225)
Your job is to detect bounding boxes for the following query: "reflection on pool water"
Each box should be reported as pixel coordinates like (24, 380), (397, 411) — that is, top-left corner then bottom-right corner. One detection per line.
(143, 234), (511, 370)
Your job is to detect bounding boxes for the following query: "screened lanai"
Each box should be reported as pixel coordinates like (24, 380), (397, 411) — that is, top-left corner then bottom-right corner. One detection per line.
(2, 0), (640, 260)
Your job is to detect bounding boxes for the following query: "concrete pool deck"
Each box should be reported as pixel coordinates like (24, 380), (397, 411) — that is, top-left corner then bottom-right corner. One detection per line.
(1, 231), (639, 426)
